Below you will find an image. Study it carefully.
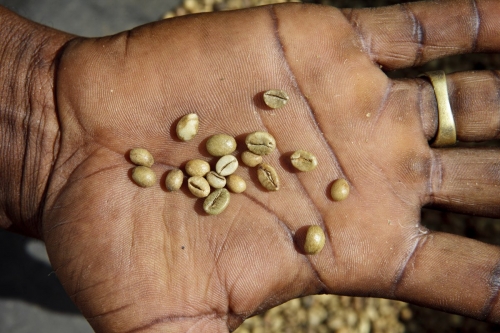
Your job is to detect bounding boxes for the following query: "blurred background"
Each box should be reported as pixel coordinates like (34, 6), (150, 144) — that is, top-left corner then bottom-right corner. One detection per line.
(0, 0), (500, 332)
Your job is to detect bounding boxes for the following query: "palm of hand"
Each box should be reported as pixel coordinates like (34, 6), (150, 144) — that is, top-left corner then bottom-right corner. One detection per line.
(42, 5), (435, 332)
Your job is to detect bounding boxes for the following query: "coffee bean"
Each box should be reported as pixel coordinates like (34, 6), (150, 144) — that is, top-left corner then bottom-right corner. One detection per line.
(132, 166), (156, 187)
(206, 134), (237, 157)
(187, 176), (210, 198)
(304, 225), (325, 255)
(245, 131), (276, 155)
(206, 171), (226, 189)
(165, 168), (183, 191)
(263, 89), (289, 109)
(215, 155), (238, 176)
(176, 113), (199, 141)
(185, 159), (210, 177)
(241, 151), (263, 167)
(290, 150), (318, 172)
(257, 163), (280, 191)
(129, 148), (154, 167)
(203, 188), (230, 215)
(226, 174), (246, 193)
(330, 179), (349, 201)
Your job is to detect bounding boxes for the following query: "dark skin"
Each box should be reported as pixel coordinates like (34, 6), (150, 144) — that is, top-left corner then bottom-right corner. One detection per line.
(2, 0), (500, 331)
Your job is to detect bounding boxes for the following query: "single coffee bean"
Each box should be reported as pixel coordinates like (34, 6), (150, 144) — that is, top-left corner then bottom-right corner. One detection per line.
(241, 151), (263, 167)
(263, 89), (289, 109)
(176, 113), (199, 141)
(215, 155), (238, 176)
(257, 163), (280, 191)
(304, 225), (326, 255)
(185, 159), (210, 177)
(206, 134), (237, 157)
(132, 166), (156, 187)
(165, 168), (184, 191)
(187, 176), (210, 198)
(290, 150), (318, 172)
(129, 148), (154, 167)
(206, 171), (226, 189)
(203, 188), (230, 215)
(245, 131), (276, 155)
(226, 174), (246, 193)
(331, 178), (350, 201)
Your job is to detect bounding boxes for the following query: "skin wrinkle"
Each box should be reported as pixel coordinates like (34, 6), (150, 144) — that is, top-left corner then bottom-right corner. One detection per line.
(42, 40), (70, 234)
(369, 80), (392, 134)
(77, 163), (123, 182)
(365, 151), (415, 207)
(339, 9), (371, 61)
(68, 276), (116, 299)
(206, 220), (231, 316)
(19, 77), (33, 227)
(123, 312), (227, 333)
(471, 0), (480, 52)
(389, 232), (428, 297)
(86, 304), (134, 321)
(44, 146), (94, 205)
(43, 214), (84, 234)
(124, 30), (132, 58)
(241, 192), (294, 241)
(240, 191), (328, 292)
(491, 71), (500, 138)
(20, 34), (61, 236)
(426, 150), (443, 205)
(269, 5), (347, 180)
(128, 216), (138, 269)
(401, 3), (424, 67)
(481, 258), (500, 320)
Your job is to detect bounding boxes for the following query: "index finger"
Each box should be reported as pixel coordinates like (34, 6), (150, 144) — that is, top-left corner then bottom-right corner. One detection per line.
(341, 0), (500, 70)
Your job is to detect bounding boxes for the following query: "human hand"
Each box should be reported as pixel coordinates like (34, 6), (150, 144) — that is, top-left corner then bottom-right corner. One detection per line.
(4, 1), (500, 332)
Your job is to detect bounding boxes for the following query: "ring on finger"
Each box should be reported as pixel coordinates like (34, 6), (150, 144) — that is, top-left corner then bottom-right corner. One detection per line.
(419, 70), (457, 147)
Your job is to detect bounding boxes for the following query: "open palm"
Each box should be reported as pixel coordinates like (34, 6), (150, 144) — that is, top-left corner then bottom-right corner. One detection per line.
(41, 2), (500, 332)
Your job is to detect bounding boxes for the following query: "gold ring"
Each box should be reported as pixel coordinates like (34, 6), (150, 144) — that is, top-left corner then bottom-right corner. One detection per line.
(419, 71), (457, 147)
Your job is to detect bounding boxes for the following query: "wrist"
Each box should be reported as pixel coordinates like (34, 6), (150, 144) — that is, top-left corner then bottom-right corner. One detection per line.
(0, 6), (73, 238)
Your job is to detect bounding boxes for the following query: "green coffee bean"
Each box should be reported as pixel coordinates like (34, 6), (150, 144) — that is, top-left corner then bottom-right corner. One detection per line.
(185, 159), (210, 177)
(226, 174), (246, 193)
(257, 163), (280, 191)
(330, 178), (350, 201)
(132, 166), (156, 187)
(203, 188), (230, 215)
(187, 176), (210, 198)
(241, 151), (262, 167)
(290, 150), (318, 172)
(129, 148), (154, 167)
(263, 89), (289, 109)
(215, 155), (238, 176)
(176, 113), (199, 141)
(304, 225), (326, 255)
(245, 131), (276, 155)
(206, 134), (237, 157)
(206, 171), (226, 189)
(165, 169), (183, 191)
